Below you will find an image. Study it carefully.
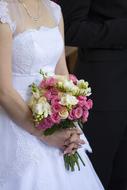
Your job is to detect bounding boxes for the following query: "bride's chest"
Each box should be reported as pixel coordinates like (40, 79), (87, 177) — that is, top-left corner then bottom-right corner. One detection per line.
(12, 27), (64, 74)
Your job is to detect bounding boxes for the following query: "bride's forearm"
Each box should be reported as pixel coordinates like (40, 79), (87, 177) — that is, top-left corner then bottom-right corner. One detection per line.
(0, 88), (41, 136)
(55, 58), (69, 77)
(55, 15), (69, 77)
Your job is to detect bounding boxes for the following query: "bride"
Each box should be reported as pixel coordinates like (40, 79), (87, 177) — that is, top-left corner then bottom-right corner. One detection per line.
(0, 0), (104, 189)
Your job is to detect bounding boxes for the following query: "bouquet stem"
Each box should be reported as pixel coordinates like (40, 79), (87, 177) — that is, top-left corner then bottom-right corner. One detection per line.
(64, 151), (85, 172)
(76, 152), (85, 167)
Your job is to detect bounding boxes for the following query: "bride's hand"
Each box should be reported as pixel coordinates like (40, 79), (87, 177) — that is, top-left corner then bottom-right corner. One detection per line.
(64, 128), (85, 155)
(38, 128), (85, 151)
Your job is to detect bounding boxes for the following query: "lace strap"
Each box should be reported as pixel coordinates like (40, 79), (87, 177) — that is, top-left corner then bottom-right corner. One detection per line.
(49, 1), (62, 25)
(0, 0), (16, 32)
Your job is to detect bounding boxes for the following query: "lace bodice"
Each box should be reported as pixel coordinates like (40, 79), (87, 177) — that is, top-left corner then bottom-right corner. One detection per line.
(0, 0), (64, 75)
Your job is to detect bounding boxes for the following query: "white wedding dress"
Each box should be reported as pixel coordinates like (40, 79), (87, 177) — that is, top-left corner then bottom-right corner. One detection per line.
(0, 0), (104, 189)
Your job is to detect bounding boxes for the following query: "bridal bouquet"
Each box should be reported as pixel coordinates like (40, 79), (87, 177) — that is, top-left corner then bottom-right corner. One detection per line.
(29, 70), (93, 171)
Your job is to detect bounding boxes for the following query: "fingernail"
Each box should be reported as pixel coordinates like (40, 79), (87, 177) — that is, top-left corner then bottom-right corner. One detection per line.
(64, 151), (68, 155)
(64, 140), (70, 145)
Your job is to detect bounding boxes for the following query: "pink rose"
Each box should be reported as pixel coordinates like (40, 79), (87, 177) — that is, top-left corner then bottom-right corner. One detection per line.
(82, 110), (89, 123)
(69, 74), (78, 84)
(37, 123), (45, 130)
(37, 118), (53, 130)
(51, 96), (60, 105)
(45, 89), (59, 101)
(73, 107), (83, 119)
(68, 109), (76, 120)
(52, 102), (62, 113)
(78, 96), (87, 107)
(68, 107), (83, 120)
(50, 113), (61, 124)
(51, 95), (57, 100)
(87, 99), (93, 109)
(44, 117), (54, 129)
(84, 99), (93, 110)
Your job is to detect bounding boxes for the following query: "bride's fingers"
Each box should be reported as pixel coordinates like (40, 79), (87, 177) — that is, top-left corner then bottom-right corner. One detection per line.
(64, 143), (79, 155)
(64, 133), (85, 146)
(64, 139), (85, 147)
(67, 143), (84, 155)
(65, 128), (82, 139)
(70, 134), (85, 145)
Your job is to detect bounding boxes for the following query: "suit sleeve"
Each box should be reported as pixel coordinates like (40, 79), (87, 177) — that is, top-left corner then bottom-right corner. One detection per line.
(59, 0), (127, 49)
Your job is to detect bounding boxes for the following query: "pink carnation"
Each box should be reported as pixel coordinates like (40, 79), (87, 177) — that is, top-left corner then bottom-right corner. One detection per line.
(69, 74), (78, 84)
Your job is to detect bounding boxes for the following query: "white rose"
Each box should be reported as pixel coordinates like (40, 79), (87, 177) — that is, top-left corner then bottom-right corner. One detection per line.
(33, 103), (44, 115)
(60, 94), (78, 106)
(59, 108), (69, 119)
(43, 102), (52, 117)
(33, 102), (51, 117)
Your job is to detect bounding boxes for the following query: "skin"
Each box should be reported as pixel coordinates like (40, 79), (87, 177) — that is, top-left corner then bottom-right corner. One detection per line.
(0, 0), (85, 155)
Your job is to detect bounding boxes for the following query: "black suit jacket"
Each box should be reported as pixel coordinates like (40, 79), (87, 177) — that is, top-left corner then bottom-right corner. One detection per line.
(59, 0), (127, 110)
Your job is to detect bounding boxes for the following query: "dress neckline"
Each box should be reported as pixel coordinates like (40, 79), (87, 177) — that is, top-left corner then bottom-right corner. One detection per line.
(13, 25), (59, 40)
